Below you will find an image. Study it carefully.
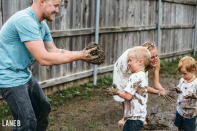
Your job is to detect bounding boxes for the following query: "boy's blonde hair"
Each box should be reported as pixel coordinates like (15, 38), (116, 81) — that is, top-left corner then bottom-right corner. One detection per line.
(178, 56), (197, 73)
(127, 46), (151, 68)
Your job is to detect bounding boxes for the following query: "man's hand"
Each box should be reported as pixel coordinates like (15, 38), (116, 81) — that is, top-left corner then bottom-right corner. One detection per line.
(158, 89), (175, 102)
(82, 46), (99, 60)
(184, 94), (197, 99)
(83, 42), (105, 65)
(108, 84), (119, 95)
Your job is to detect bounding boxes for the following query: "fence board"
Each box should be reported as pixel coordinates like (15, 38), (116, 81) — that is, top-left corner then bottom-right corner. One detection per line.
(0, 0), (196, 85)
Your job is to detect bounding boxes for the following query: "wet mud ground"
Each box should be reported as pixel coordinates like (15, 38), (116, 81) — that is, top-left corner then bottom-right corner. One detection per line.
(1, 77), (196, 131)
(47, 77), (181, 131)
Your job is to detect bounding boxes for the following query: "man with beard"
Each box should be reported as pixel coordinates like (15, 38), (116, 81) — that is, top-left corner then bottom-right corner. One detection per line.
(0, 0), (99, 130)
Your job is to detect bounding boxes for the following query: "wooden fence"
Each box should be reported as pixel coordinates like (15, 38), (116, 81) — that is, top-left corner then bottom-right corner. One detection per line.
(0, 0), (196, 89)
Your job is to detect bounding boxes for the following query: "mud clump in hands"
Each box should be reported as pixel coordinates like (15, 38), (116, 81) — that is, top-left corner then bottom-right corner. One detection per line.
(84, 42), (105, 65)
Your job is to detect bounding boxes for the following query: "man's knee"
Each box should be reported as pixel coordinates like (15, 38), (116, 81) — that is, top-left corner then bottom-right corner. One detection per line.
(42, 100), (51, 116)
(20, 117), (37, 131)
(27, 117), (37, 129)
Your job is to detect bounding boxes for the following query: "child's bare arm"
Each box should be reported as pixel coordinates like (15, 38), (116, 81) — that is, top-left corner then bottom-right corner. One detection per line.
(108, 85), (133, 101)
(117, 91), (133, 101)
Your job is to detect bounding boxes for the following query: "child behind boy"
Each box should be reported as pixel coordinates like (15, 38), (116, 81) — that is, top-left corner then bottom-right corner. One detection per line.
(174, 56), (197, 131)
(109, 46), (151, 131)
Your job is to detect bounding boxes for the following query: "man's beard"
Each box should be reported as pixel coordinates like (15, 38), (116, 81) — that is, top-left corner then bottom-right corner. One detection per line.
(43, 14), (54, 22)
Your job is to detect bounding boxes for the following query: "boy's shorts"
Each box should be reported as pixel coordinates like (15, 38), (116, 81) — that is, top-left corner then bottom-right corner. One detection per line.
(123, 120), (143, 131)
(174, 111), (197, 131)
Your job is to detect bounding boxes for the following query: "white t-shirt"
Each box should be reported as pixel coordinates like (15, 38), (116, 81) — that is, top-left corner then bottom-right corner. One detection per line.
(176, 78), (197, 118)
(113, 49), (132, 102)
(123, 71), (148, 122)
(113, 49), (148, 102)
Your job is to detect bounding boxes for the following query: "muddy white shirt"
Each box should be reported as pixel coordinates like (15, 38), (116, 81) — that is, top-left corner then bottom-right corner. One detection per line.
(113, 49), (148, 102)
(177, 78), (197, 118)
(123, 71), (148, 122)
(113, 49), (132, 102)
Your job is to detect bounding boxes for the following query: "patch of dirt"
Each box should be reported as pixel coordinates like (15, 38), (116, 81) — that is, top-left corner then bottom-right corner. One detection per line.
(48, 77), (180, 131)
(48, 89), (123, 131)
(0, 77), (186, 131)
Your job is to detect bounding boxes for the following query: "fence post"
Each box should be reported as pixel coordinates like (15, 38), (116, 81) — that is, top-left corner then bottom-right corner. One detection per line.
(157, 0), (161, 56)
(93, 0), (101, 85)
(193, 1), (197, 56)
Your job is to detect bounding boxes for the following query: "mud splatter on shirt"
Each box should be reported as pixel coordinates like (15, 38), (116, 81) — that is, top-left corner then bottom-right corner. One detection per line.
(123, 71), (148, 122)
(113, 49), (148, 102)
(176, 78), (197, 119)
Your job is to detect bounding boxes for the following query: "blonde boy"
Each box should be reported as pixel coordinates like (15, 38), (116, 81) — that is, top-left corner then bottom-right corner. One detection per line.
(174, 56), (197, 131)
(109, 46), (151, 131)
(112, 42), (173, 127)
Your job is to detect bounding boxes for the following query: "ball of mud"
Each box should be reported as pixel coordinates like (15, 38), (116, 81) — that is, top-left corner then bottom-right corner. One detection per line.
(85, 42), (105, 65)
